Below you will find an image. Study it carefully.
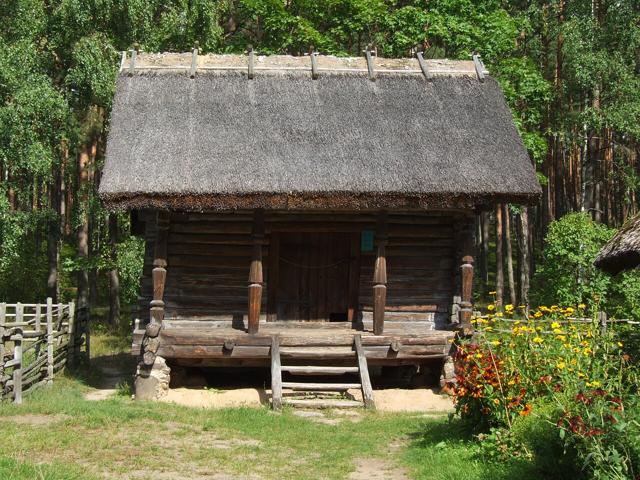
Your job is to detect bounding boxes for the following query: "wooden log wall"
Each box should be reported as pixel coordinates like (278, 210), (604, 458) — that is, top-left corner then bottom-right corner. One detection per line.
(138, 210), (468, 327)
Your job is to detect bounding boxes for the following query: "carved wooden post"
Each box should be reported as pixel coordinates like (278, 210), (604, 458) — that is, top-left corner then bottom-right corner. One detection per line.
(150, 212), (169, 329)
(459, 220), (474, 332)
(248, 209), (264, 334)
(373, 212), (388, 335)
(143, 211), (169, 367)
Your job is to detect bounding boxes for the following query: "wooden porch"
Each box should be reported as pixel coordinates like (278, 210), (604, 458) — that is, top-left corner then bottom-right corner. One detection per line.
(133, 319), (455, 367)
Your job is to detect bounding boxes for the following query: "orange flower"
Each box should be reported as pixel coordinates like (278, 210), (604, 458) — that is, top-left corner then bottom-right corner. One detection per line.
(520, 404), (533, 416)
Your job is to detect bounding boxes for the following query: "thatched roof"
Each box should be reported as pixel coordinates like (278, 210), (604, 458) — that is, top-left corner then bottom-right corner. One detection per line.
(99, 53), (541, 211)
(595, 214), (640, 275)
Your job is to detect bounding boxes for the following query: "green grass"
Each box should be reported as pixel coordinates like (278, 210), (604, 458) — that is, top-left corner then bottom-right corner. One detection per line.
(0, 332), (554, 480)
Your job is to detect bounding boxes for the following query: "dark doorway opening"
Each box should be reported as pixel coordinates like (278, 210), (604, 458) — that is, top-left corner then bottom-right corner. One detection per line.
(272, 232), (355, 321)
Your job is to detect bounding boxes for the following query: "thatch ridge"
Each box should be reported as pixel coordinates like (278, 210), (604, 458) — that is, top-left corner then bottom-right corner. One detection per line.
(595, 214), (640, 275)
(99, 63), (540, 211)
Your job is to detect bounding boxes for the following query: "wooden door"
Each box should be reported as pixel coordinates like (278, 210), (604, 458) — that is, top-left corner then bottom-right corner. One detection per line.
(273, 232), (353, 321)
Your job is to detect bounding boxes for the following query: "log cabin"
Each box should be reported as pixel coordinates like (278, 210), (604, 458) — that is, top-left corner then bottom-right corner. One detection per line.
(595, 213), (640, 275)
(99, 50), (541, 408)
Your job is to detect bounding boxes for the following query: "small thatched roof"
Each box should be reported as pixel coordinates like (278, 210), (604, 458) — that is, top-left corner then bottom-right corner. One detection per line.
(595, 214), (640, 275)
(99, 53), (541, 211)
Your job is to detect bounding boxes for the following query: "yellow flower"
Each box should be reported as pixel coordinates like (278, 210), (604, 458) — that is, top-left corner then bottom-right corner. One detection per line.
(505, 304), (514, 312)
(565, 307), (575, 314)
(553, 328), (563, 334)
(493, 399), (501, 405)
(476, 353), (483, 359)
(495, 312), (503, 317)
(491, 340), (501, 346)
(617, 342), (624, 348)
(556, 361), (566, 370)
(534, 311), (543, 318)
(487, 305), (496, 311)
(556, 335), (566, 342)
(583, 347), (593, 355)
(489, 291), (497, 295)
(586, 381), (601, 388)
(578, 303), (586, 309)
(533, 337), (544, 344)
(551, 322), (561, 329)
(507, 379), (516, 385)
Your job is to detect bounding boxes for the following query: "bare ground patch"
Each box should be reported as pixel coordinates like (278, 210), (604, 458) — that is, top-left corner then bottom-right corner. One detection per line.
(348, 458), (410, 480)
(2, 414), (71, 426)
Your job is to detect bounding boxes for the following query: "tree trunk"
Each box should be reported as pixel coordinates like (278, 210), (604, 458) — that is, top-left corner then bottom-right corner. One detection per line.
(518, 207), (531, 312)
(480, 211), (490, 295)
(503, 204), (516, 306)
(47, 164), (62, 301)
(77, 143), (91, 311)
(108, 214), (121, 328)
(495, 204), (504, 308)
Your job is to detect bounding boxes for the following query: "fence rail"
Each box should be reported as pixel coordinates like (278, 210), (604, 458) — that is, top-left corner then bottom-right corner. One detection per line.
(0, 299), (89, 404)
(472, 310), (639, 336)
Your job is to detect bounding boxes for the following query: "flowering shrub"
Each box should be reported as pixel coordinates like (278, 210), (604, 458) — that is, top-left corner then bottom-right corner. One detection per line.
(451, 302), (640, 479)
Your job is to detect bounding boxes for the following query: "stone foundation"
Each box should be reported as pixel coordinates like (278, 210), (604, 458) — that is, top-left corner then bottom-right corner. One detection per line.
(134, 356), (171, 401)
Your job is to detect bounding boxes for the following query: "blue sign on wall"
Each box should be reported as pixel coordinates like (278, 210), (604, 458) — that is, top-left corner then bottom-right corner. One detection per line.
(361, 230), (374, 252)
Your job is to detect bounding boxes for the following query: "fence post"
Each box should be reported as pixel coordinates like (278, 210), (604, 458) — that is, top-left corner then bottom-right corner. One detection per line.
(0, 305), (5, 401)
(35, 303), (41, 331)
(67, 302), (76, 366)
(46, 298), (54, 386)
(16, 302), (23, 325)
(598, 311), (608, 336)
(13, 332), (23, 404)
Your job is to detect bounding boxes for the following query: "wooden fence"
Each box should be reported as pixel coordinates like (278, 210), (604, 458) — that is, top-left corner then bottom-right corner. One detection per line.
(0, 299), (89, 404)
(472, 310), (639, 336)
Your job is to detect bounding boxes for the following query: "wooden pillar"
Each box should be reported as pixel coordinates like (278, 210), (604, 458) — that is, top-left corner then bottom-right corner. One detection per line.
(372, 212), (388, 335)
(459, 220), (474, 332)
(150, 211), (169, 328)
(248, 209), (264, 334)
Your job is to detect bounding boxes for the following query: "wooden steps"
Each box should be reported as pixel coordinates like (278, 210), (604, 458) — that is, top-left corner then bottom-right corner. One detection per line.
(270, 334), (375, 410)
(282, 382), (362, 391)
(282, 398), (364, 409)
(281, 366), (359, 375)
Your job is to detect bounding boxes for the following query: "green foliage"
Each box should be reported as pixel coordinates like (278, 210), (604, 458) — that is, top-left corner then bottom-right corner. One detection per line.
(533, 213), (640, 319)
(116, 235), (145, 305)
(533, 213), (614, 308)
(455, 305), (640, 479)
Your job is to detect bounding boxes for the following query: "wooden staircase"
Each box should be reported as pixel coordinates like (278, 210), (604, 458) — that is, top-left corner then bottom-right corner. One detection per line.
(270, 334), (375, 410)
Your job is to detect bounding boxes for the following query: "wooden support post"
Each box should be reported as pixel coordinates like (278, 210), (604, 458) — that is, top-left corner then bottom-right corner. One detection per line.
(46, 297), (54, 385)
(248, 209), (265, 334)
(270, 336), (282, 410)
(150, 212), (170, 327)
(12, 331), (22, 404)
(372, 212), (388, 335)
(459, 221), (475, 332)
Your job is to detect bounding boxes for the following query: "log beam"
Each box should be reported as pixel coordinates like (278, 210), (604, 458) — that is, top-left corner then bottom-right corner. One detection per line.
(248, 209), (265, 334)
(372, 212), (388, 335)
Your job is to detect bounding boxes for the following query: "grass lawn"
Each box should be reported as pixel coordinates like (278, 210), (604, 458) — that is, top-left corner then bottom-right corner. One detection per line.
(0, 333), (551, 480)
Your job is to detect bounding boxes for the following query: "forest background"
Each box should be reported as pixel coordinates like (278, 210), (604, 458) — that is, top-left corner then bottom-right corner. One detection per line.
(1, 0), (639, 326)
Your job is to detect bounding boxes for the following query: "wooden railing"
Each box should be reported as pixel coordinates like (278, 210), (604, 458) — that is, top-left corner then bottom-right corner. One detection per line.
(0, 300), (89, 404)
